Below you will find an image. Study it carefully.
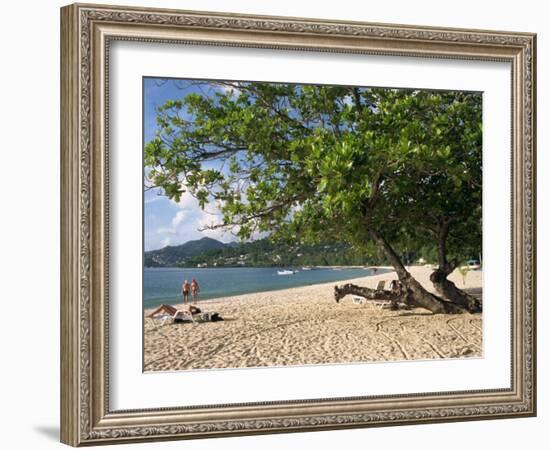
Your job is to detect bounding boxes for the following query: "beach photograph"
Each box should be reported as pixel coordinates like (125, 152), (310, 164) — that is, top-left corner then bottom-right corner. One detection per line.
(143, 78), (482, 372)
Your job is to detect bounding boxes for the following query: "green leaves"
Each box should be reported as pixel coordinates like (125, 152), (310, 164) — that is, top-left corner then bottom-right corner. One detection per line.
(144, 81), (481, 256)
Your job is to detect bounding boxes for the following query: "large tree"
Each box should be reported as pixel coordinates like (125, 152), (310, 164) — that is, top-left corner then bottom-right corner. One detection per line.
(363, 90), (482, 312)
(145, 81), (481, 314)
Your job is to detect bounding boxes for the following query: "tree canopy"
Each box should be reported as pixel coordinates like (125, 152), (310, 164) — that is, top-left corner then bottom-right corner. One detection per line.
(145, 81), (481, 264)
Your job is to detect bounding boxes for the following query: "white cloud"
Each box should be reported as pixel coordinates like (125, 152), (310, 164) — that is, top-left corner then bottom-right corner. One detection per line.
(147, 181), (277, 249)
(218, 84), (241, 98)
(196, 212), (234, 241)
(144, 196), (165, 205)
(157, 227), (176, 235)
(169, 190), (195, 210)
(157, 210), (187, 235)
(152, 191), (237, 249)
(171, 210), (186, 227)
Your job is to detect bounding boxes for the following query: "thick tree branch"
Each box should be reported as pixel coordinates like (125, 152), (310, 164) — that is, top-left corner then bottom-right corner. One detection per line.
(334, 283), (403, 304)
(367, 228), (410, 280)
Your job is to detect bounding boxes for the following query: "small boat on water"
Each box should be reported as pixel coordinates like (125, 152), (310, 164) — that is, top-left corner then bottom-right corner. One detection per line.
(277, 269), (297, 275)
(302, 266), (312, 270)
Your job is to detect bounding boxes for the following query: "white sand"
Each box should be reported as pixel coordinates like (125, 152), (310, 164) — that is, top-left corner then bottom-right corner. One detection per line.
(144, 266), (482, 371)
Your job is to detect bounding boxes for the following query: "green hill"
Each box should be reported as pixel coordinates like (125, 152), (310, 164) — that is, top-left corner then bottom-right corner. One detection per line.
(144, 237), (227, 267)
(144, 237), (394, 268)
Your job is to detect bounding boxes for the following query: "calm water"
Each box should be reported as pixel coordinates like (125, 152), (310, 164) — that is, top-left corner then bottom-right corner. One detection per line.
(143, 267), (389, 309)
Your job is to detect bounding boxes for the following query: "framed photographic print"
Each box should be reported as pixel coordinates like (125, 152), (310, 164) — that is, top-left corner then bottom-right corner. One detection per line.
(60, 3), (537, 446)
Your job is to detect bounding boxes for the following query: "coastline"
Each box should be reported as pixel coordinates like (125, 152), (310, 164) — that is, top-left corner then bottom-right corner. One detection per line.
(144, 266), (482, 371)
(144, 265), (394, 311)
(143, 266), (393, 307)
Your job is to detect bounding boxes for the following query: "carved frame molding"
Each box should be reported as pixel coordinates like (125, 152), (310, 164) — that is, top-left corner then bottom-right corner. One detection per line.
(60, 3), (536, 446)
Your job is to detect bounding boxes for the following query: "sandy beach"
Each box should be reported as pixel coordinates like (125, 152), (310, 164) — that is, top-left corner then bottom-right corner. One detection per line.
(144, 266), (482, 372)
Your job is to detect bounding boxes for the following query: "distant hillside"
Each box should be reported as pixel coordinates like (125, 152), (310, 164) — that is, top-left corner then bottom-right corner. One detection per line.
(144, 237), (396, 268)
(145, 237), (227, 267)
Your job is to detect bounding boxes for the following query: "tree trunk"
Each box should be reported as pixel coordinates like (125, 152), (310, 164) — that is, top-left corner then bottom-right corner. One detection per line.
(367, 229), (465, 314)
(334, 283), (408, 310)
(334, 284), (402, 303)
(430, 221), (482, 313)
(430, 269), (482, 313)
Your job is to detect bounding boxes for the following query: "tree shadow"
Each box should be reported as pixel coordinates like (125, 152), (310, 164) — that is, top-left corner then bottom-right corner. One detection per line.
(396, 311), (433, 317)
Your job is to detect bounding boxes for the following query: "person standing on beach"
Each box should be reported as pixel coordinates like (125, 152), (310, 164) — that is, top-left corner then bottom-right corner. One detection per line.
(191, 278), (200, 302)
(181, 279), (191, 304)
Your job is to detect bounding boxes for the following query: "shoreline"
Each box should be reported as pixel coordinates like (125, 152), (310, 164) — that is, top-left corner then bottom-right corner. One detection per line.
(144, 266), (483, 371)
(144, 266), (395, 310)
(145, 268), (392, 311)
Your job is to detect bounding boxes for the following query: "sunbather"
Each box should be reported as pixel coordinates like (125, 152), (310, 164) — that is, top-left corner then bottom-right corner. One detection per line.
(147, 304), (177, 318)
(148, 303), (222, 323)
(148, 304), (201, 318)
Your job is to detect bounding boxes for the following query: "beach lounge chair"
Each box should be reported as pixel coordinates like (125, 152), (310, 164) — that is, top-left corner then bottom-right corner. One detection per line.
(373, 299), (392, 309)
(351, 281), (386, 306)
(172, 309), (197, 324)
(352, 296), (390, 309)
(147, 309), (196, 328)
(146, 313), (174, 329)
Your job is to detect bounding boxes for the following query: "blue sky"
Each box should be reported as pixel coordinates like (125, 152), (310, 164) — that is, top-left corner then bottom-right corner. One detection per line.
(143, 78), (237, 251)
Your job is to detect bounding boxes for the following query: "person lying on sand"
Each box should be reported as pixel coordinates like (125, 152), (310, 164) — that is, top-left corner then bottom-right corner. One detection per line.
(148, 304), (178, 318)
(148, 304), (201, 318)
(148, 304), (223, 323)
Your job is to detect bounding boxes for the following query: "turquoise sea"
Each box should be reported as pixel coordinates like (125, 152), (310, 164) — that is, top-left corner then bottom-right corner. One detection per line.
(143, 267), (389, 309)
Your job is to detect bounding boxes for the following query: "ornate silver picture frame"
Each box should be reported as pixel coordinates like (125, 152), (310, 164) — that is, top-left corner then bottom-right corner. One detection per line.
(60, 3), (536, 446)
